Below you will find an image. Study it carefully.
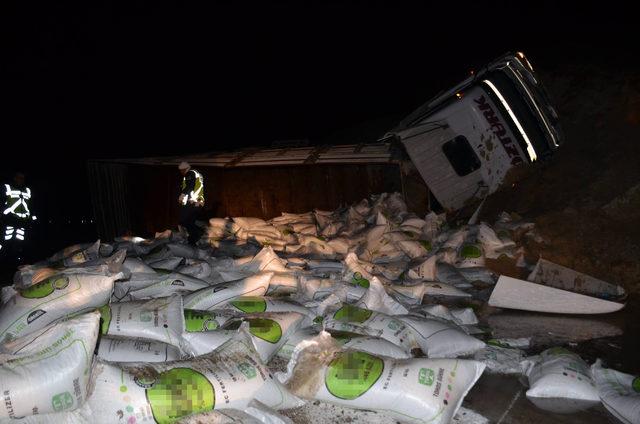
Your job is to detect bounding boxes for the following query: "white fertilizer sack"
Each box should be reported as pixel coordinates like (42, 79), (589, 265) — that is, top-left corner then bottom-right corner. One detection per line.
(477, 222), (516, 259)
(415, 305), (479, 327)
(99, 295), (184, 347)
(181, 330), (235, 358)
(332, 331), (412, 360)
(177, 261), (213, 280)
(176, 399), (294, 424)
(343, 253), (376, 288)
(88, 329), (302, 424)
(183, 273), (274, 310)
(0, 312), (100, 418)
(14, 250), (126, 289)
(456, 243), (485, 268)
(97, 337), (181, 363)
(118, 272), (210, 301)
(147, 256), (184, 271)
(0, 272), (120, 342)
(184, 309), (238, 332)
(322, 303), (415, 351)
(277, 327), (412, 361)
(50, 240), (101, 267)
(266, 272), (298, 295)
(524, 347), (600, 413)
(281, 332), (485, 424)
(167, 243), (209, 259)
(296, 277), (366, 303)
(123, 257), (156, 274)
(436, 263), (473, 288)
(399, 315), (485, 358)
(407, 255), (437, 280)
(219, 296), (315, 319)
(388, 282), (471, 305)
(184, 312), (306, 362)
(353, 277), (408, 316)
(276, 326), (319, 360)
(591, 359), (640, 424)
(473, 345), (525, 375)
(241, 247), (289, 273)
(395, 240), (429, 259)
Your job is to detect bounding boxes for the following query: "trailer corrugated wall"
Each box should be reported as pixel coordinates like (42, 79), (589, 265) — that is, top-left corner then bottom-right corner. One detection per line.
(87, 162), (132, 241)
(89, 161), (417, 240)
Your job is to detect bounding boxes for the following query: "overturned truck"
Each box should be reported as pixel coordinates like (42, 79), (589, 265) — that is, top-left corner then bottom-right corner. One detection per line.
(89, 52), (561, 239)
(388, 51), (562, 210)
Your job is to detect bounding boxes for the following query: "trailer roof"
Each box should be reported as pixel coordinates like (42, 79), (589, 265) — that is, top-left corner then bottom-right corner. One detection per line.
(92, 142), (400, 167)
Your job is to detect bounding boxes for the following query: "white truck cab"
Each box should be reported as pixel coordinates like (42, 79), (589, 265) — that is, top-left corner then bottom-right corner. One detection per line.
(389, 52), (562, 210)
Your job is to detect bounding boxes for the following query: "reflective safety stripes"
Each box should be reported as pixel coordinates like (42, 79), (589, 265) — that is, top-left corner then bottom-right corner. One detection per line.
(3, 184), (32, 218)
(190, 170), (204, 203)
(181, 170), (205, 204)
(3, 226), (25, 241)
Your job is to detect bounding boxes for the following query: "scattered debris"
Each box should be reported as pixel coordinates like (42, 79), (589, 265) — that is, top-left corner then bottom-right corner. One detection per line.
(0, 192), (632, 423)
(488, 275), (625, 314)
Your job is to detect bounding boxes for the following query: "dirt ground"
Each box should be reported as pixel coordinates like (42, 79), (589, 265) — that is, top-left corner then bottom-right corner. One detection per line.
(467, 63), (640, 379)
(477, 63), (640, 296)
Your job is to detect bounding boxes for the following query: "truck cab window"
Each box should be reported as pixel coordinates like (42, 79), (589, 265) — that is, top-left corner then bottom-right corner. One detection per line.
(442, 135), (481, 176)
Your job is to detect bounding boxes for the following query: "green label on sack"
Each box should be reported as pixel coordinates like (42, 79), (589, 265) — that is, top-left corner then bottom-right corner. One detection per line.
(184, 310), (219, 332)
(419, 368), (435, 386)
(140, 311), (153, 322)
(21, 276), (69, 299)
(146, 368), (214, 424)
(351, 272), (370, 288)
(238, 363), (257, 379)
(230, 296), (267, 313)
(99, 304), (111, 334)
(487, 339), (518, 349)
(633, 377), (640, 393)
(333, 304), (373, 323)
(70, 251), (87, 264)
(330, 330), (355, 345)
(546, 347), (572, 356)
(461, 244), (482, 259)
(248, 318), (282, 343)
(52, 392), (74, 412)
(497, 229), (511, 240)
(387, 319), (401, 330)
(419, 240), (432, 252)
(325, 351), (384, 400)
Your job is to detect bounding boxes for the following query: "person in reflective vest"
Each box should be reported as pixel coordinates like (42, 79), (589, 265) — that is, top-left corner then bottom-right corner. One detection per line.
(178, 161), (204, 244)
(1, 172), (37, 259)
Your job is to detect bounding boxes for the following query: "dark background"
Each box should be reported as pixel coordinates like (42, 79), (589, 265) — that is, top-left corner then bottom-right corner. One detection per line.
(0, 0), (637, 257)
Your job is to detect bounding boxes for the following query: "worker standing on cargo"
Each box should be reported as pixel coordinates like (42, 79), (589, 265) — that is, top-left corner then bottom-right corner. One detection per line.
(0, 172), (37, 263)
(178, 161), (205, 244)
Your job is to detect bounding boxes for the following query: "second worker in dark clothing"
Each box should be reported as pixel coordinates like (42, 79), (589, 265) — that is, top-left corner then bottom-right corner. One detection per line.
(177, 161), (205, 244)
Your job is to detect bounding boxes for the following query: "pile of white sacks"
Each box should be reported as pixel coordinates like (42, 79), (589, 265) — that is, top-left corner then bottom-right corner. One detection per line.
(0, 193), (636, 424)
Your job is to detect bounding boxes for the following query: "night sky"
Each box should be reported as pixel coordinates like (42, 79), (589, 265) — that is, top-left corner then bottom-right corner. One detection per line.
(0, 0), (636, 251)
